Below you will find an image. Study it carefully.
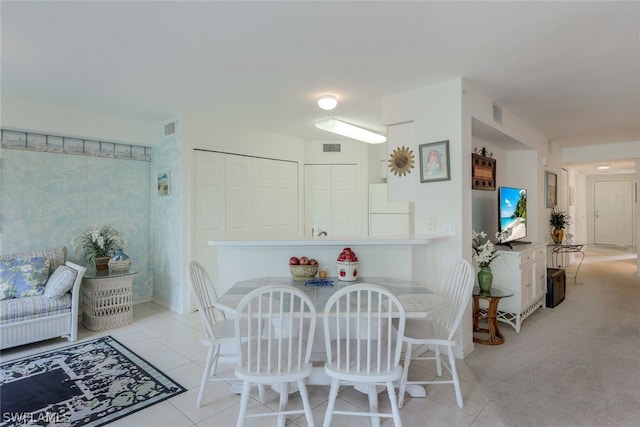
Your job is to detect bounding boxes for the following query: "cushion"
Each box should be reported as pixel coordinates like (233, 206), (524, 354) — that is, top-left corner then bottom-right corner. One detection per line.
(44, 265), (78, 298)
(0, 257), (51, 300)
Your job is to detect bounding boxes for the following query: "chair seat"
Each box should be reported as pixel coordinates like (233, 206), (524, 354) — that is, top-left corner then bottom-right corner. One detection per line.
(403, 318), (458, 346)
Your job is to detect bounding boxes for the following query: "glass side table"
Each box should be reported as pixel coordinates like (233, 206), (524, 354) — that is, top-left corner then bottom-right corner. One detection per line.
(473, 286), (514, 345)
(82, 269), (137, 331)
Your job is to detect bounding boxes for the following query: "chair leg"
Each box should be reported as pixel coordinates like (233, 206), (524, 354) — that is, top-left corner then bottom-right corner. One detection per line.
(398, 341), (413, 409)
(435, 345), (443, 376)
(277, 383), (289, 427)
(297, 379), (315, 427)
(386, 380), (403, 427)
(323, 379), (340, 427)
(237, 381), (251, 427)
(448, 345), (464, 408)
(197, 344), (215, 407)
(367, 384), (381, 427)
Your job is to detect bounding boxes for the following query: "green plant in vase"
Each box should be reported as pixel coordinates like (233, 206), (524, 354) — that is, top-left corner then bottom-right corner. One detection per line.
(549, 206), (568, 244)
(73, 225), (125, 271)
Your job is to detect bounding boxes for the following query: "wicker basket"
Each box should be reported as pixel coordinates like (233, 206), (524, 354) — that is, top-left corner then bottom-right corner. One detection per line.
(82, 275), (133, 330)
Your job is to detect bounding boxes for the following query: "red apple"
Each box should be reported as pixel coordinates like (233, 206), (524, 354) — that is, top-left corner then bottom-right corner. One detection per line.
(289, 256), (300, 265)
(299, 256), (310, 265)
(309, 259), (318, 265)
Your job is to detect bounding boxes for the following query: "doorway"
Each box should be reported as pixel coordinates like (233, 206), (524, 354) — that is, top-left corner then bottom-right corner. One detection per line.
(593, 179), (634, 246)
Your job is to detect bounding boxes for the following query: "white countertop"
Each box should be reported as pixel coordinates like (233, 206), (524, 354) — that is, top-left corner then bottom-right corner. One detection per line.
(208, 235), (447, 247)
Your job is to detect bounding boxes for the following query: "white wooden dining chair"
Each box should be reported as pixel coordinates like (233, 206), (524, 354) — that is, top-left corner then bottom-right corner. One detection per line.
(189, 261), (265, 407)
(234, 285), (316, 427)
(397, 259), (474, 409)
(322, 283), (406, 427)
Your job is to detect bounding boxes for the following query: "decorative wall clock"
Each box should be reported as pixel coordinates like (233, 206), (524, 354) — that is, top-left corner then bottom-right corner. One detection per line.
(388, 146), (415, 176)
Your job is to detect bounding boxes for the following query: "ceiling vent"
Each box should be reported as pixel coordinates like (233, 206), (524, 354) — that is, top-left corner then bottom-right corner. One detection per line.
(164, 121), (176, 137)
(492, 103), (503, 125)
(323, 143), (341, 152)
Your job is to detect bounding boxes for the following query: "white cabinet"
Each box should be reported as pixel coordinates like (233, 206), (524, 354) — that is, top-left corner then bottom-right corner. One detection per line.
(304, 164), (362, 237)
(490, 243), (546, 333)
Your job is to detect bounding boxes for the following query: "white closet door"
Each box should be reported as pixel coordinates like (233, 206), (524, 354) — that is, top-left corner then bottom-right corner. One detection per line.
(226, 155), (253, 238)
(305, 165), (332, 236)
(276, 161), (299, 238)
(254, 158), (277, 238)
(331, 164), (361, 236)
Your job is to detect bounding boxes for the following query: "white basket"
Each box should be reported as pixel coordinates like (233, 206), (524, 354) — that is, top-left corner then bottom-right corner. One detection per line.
(336, 261), (358, 282)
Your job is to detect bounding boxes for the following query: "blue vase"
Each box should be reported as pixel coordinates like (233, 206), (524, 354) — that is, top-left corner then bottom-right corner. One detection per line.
(109, 249), (132, 271)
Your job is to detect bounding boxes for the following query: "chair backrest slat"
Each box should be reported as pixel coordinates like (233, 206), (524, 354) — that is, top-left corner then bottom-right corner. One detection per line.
(189, 261), (225, 340)
(432, 259), (475, 340)
(235, 285), (316, 377)
(324, 283), (405, 376)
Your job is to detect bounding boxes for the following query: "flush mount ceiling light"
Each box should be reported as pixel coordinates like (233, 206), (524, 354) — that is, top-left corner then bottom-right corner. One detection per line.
(315, 118), (387, 144)
(597, 165), (611, 170)
(317, 95), (338, 111)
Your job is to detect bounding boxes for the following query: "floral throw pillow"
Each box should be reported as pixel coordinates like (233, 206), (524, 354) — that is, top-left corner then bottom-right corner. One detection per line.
(0, 257), (51, 300)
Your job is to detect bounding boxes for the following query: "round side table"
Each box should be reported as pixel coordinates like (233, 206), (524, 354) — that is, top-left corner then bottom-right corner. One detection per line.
(82, 269), (137, 331)
(472, 286), (514, 345)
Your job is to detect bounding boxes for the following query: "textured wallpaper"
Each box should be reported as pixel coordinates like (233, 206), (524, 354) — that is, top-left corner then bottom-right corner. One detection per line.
(0, 149), (153, 301)
(151, 117), (184, 312)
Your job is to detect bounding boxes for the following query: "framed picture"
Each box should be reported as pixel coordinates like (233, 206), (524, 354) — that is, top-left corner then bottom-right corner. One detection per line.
(419, 140), (450, 183)
(157, 172), (170, 196)
(471, 153), (496, 190)
(546, 171), (557, 207)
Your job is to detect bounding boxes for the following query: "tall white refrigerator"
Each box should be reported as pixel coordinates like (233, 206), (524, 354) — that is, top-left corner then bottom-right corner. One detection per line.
(368, 183), (413, 236)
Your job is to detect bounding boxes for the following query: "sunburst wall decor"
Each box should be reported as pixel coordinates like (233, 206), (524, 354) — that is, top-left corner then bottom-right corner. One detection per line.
(388, 146), (415, 176)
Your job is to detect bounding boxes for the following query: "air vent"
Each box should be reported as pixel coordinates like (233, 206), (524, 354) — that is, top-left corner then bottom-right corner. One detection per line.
(323, 144), (341, 152)
(164, 121), (176, 136)
(492, 103), (503, 125)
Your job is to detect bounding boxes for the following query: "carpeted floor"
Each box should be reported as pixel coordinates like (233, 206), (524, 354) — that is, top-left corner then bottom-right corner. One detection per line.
(0, 336), (185, 427)
(466, 245), (640, 427)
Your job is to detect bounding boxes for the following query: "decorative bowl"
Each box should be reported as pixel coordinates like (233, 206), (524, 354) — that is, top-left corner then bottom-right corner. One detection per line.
(290, 264), (319, 280)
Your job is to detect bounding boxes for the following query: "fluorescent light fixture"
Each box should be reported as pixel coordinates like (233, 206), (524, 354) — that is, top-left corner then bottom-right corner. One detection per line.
(315, 118), (387, 144)
(597, 165), (611, 170)
(317, 95), (338, 111)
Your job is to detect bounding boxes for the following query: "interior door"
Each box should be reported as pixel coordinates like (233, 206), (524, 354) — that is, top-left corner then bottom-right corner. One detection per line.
(594, 180), (634, 245)
(304, 165), (331, 236)
(192, 150), (226, 297)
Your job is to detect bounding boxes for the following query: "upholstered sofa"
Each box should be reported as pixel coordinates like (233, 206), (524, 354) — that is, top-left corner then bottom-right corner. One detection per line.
(0, 247), (86, 350)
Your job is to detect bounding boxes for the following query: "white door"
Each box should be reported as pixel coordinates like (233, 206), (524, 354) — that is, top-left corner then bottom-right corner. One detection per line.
(254, 158), (277, 238)
(331, 165), (361, 236)
(275, 161), (299, 238)
(192, 150), (226, 298)
(594, 180), (634, 245)
(304, 165), (332, 236)
(226, 155), (253, 238)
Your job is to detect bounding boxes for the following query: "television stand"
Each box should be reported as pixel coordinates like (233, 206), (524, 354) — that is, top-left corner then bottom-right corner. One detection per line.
(496, 240), (531, 249)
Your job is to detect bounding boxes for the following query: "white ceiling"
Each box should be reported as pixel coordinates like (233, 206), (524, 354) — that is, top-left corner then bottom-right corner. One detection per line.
(1, 1), (639, 174)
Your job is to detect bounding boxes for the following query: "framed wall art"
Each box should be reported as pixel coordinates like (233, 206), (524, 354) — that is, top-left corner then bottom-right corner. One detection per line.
(472, 153), (496, 190)
(157, 172), (171, 196)
(546, 171), (557, 207)
(419, 140), (450, 183)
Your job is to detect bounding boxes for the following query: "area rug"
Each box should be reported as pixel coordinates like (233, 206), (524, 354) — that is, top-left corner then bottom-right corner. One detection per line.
(0, 336), (186, 427)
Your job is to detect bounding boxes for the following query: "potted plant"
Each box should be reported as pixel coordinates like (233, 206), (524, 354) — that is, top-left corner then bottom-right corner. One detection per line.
(549, 206), (568, 244)
(472, 230), (500, 291)
(73, 225), (125, 270)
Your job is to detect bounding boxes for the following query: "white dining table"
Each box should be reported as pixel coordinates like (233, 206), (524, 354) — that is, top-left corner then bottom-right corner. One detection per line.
(215, 276), (447, 398)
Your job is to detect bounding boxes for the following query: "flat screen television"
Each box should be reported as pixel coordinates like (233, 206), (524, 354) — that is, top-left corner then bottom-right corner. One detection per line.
(498, 186), (527, 244)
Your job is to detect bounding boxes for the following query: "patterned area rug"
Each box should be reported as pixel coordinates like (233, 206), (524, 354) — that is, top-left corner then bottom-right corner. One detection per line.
(0, 336), (185, 426)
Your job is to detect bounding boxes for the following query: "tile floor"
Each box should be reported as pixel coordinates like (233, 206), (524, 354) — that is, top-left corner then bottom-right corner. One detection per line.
(0, 303), (505, 427)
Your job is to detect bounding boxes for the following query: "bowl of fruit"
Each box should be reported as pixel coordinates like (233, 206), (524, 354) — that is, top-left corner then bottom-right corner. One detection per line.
(336, 248), (358, 282)
(289, 256), (319, 280)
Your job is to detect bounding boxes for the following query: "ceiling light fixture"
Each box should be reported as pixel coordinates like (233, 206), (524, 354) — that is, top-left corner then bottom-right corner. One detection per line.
(315, 118), (387, 144)
(597, 165), (611, 170)
(317, 95), (338, 111)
